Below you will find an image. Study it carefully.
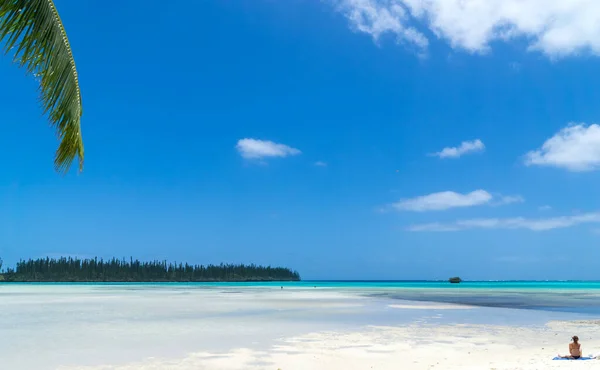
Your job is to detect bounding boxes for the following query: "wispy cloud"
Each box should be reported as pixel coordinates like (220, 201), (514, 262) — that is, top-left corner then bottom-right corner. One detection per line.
(393, 190), (491, 211)
(539, 205), (552, 211)
(391, 190), (522, 212)
(524, 123), (600, 172)
(236, 138), (301, 160)
(330, 0), (600, 57)
(314, 161), (328, 167)
(432, 139), (485, 159)
(494, 195), (525, 206)
(509, 62), (521, 71)
(408, 212), (600, 232)
(332, 0), (429, 52)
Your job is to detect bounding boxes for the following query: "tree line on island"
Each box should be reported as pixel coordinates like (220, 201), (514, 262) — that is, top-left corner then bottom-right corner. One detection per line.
(0, 257), (300, 282)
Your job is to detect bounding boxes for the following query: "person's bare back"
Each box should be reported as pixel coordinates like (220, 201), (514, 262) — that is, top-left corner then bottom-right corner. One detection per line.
(560, 335), (582, 359)
(570, 342), (581, 357)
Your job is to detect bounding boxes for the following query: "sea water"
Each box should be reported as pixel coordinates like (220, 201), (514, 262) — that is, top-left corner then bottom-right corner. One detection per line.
(21, 280), (600, 312)
(5, 280), (600, 313)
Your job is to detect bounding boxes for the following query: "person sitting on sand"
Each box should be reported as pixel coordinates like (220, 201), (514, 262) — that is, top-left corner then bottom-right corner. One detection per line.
(559, 336), (582, 359)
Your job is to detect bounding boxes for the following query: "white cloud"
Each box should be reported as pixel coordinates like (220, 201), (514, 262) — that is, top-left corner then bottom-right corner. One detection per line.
(393, 190), (493, 211)
(408, 212), (600, 232)
(331, 0), (600, 57)
(392, 190), (523, 211)
(432, 139), (485, 158)
(539, 205), (552, 211)
(236, 138), (301, 160)
(333, 0), (429, 51)
(524, 124), (600, 172)
(314, 161), (328, 167)
(495, 195), (524, 206)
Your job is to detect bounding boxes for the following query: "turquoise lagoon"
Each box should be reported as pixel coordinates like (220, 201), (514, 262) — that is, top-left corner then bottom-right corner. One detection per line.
(8, 280), (600, 314)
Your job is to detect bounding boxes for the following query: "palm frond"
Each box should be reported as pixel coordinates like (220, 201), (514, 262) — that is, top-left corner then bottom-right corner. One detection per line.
(0, 0), (83, 173)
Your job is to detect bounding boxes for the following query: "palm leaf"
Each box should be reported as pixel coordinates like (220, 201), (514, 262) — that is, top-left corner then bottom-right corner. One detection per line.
(0, 0), (83, 173)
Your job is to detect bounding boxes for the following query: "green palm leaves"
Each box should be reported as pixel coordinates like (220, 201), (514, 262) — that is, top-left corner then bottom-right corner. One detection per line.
(0, 0), (83, 172)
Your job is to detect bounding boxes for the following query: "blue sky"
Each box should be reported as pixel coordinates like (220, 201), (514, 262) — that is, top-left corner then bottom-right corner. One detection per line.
(3, 0), (600, 280)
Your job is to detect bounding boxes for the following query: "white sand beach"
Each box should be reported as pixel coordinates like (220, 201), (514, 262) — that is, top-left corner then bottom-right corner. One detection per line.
(56, 321), (600, 370)
(1, 285), (600, 370)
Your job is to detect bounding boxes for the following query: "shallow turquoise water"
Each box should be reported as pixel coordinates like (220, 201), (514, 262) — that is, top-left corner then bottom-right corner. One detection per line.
(7, 280), (600, 289)
(6, 281), (600, 314)
(276, 280), (600, 289)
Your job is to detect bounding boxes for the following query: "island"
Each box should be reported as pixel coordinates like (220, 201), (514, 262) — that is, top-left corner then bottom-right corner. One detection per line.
(448, 276), (462, 284)
(0, 257), (301, 282)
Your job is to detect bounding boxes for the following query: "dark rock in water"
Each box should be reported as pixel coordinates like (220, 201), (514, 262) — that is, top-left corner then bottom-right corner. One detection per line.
(448, 277), (462, 283)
